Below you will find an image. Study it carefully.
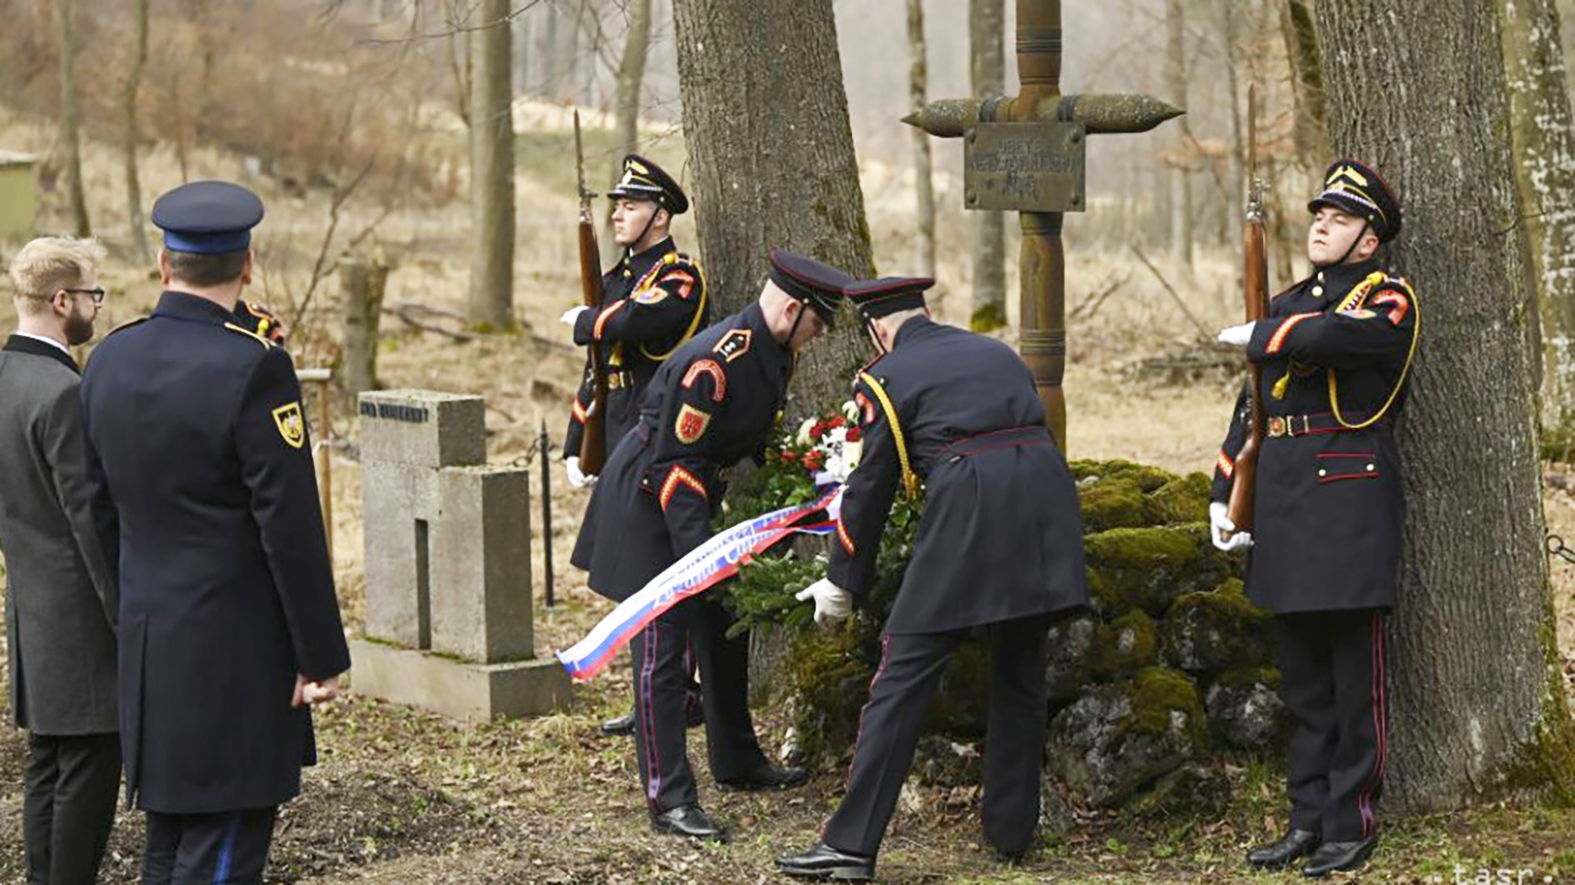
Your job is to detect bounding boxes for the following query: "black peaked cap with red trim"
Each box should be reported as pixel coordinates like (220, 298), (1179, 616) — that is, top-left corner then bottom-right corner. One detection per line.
(609, 153), (689, 215)
(845, 276), (934, 318)
(769, 250), (852, 327)
(1308, 158), (1402, 242)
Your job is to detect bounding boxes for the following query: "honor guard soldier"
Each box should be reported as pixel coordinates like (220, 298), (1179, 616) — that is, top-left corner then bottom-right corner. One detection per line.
(81, 181), (350, 884)
(1211, 160), (1418, 878)
(778, 276), (1089, 882)
(560, 153), (710, 737)
(571, 250), (848, 841)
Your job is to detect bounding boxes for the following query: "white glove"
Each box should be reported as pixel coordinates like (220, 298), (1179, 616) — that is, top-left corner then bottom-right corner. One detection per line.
(560, 305), (589, 327)
(565, 455), (596, 489)
(1209, 501), (1253, 552)
(795, 578), (852, 625)
(1217, 321), (1256, 348)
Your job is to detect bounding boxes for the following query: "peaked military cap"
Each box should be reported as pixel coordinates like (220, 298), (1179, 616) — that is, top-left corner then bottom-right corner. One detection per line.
(151, 180), (265, 254)
(769, 250), (851, 327)
(845, 276), (934, 319)
(609, 154), (689, 215)
(1308, 159), (1402, 242)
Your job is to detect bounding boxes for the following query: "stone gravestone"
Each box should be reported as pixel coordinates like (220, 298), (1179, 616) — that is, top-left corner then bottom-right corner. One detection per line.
(349, 390), (571, 721)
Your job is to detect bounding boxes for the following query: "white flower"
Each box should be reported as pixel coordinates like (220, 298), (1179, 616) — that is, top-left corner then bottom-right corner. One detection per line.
(841, 400), (860, 422)
(796, 417), (818, 446)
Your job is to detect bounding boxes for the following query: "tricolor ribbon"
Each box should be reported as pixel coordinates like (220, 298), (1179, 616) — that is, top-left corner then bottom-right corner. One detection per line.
(556, 485), (843, 682)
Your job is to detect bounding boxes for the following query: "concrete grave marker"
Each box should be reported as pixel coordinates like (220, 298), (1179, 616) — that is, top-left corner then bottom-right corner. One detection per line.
(350, 390), (570, 721)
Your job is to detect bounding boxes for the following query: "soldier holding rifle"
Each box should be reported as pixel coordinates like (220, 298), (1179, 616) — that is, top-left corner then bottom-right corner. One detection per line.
(560, 141), (710, 737)
(1211, 158), (1418, 878)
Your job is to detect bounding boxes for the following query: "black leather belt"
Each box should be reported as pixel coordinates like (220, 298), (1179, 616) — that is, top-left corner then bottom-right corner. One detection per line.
(1265, 411), (1373, 438)
(941, 425), (1053, 458)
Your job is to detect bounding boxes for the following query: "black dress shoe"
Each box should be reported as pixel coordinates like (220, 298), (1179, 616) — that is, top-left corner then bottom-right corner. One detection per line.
(718, 762), (808, 791)
(776, 842), (875, 880)
(1247, 829), (1321, 870)
(1302, 836), (1377, 878)
(650, 805), (727, 842)
(599, 711), (635, 736)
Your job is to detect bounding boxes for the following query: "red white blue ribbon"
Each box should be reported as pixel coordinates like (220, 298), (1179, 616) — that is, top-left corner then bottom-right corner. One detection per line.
(556, 486), (843, 682)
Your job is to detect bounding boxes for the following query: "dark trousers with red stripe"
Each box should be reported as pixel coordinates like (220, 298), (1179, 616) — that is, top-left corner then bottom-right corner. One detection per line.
(632, 595), (769, 813)
(1275, 609), (1388, 842)
(822, 615), (1053, 858)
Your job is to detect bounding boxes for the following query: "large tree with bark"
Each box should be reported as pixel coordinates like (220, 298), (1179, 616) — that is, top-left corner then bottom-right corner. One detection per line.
(1317, 0), (1575, 810)
(671, 0), (876, 408)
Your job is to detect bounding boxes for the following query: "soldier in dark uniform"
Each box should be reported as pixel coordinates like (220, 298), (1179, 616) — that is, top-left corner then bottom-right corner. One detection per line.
(559, 154), (709, 737)
(1210, 160), (1417, 878)
(777, 276), (1089, 882)
(571, 250), (848, 840)
(80, 181), (351, 883)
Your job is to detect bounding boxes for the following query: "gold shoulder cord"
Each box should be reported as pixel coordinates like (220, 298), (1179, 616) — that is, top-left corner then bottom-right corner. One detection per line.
(857, 371), (920, 498)
(640, 257), (709, 362)
(1329, 273), (1420, 429)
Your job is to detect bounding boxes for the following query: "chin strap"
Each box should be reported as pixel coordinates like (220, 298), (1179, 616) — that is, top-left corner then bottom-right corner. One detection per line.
(1315, 220), (1371, 272)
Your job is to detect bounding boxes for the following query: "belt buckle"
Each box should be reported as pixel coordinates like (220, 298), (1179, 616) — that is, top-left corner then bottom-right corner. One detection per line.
(1291, 414), (1309, 436)
(1267, 416), (1287, 438)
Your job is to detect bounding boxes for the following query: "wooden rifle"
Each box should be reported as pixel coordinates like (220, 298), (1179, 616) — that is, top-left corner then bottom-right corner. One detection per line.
(574, 110), (610, 474)
(1226, 85), (1269, 534)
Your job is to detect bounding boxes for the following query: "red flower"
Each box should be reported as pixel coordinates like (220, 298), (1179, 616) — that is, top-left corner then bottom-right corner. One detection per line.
(845, 426), (862, 442)
(828, 416), (846, 429)
(803, 451), (826, 471)
(782, 450), (799, 463)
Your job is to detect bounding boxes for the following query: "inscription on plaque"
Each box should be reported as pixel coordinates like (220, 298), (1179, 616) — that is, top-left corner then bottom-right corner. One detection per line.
(964, 121), (1087, 213)
(360, 401), (431, 424)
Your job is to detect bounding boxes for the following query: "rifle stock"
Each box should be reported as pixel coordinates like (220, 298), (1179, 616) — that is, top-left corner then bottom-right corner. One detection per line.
(574, 111), (610, 475)
(1227, 92), (1269, 534)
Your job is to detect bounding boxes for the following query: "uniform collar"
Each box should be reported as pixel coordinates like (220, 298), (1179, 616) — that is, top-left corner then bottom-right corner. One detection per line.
(891, 315), (935, 348)
(623, 236), (676, 279)
(3, 333), (79, 373)
(153, 290), (240, 325)
(1311, 258), (1381, 301)
(741, 302), (791, 376)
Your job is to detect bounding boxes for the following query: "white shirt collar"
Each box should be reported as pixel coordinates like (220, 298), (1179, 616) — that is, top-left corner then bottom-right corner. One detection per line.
(12, 330), (73, 357)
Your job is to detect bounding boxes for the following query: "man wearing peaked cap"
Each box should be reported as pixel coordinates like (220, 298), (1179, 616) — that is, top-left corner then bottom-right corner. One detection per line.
(1211, 158), (1417, 878)
(81, 180), (350, 883)
(571, 249), (847, 841)
(778, 274), (1088, 881)
(559, 152), (711, 738)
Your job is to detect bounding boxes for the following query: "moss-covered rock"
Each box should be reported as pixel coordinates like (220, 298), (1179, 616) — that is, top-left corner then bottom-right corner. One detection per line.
(1045, 615), (1097, 704)
(1129, 763), (1233, 820)
(1148, 472), (1212, 525)
(1069, 459), (1174, 494)
(1088, 610), (1160, 680)
(1085, 524), (1231, 617)
(1205, 668), (1288, 751)
(1159, 580), (1273, 676)
(1077, 473), (1154, 531)
(1045, 666), (1206, 806)
(784, 625), (877, 764)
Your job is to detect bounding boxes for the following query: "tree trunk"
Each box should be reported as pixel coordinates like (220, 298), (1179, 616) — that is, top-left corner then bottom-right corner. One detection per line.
(468, 0), (516, 329)
(1317, 0), (1575, 810)
(671, 0), (876, 410)
(342, 254), (390, 397)
(1280, 0), (1330, 169)
(969, 0), (1007, 332)
(122, 0), (151, 263)
(906, 0), (935, 278)
(603, 0), (653, 265)
(54, 0), (89, 237)
(1498, 0), (1575, 450)
(1166, 0), (1192, 269)
(513, 3), (533, 96)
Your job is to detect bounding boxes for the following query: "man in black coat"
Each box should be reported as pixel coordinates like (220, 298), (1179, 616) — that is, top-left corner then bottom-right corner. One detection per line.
(560, 154), (709, 737)
(0, 236), (121, 885)
(1210, 159), (1417, 878)
(572, 250), (849, 841)
(81, 181), (350, 883)
(778, 276), (1088, 881)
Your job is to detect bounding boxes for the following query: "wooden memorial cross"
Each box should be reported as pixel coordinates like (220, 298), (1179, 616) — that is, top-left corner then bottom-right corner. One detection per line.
(905, 0), (1183, 448)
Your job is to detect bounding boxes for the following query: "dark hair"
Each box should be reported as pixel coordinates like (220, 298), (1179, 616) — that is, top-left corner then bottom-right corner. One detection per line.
(165, 249), (247, 287)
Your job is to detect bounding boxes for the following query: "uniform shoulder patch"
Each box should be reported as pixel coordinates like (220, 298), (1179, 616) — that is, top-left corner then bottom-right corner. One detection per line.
(675, 403), (712, 444)
(714, 328), (753, 362)
(223, 322), (275, 349)
(682, 358), (727, 402)
(272, 401), (306, 448)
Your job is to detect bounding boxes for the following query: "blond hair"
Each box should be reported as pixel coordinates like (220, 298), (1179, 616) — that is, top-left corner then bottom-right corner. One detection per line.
(8, 237), (106, 316)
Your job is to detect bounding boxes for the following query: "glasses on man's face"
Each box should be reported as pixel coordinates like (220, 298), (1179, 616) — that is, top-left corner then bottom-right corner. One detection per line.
(61, 287), (107, 305)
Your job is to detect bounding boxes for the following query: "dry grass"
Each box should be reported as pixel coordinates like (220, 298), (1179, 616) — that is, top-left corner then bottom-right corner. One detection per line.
(2, 104), (1574, 884)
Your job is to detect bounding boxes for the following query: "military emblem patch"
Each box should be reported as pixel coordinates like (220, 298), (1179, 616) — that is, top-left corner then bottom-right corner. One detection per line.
(675, 403), (712, 445)
(714, 329), (752, 362)
(633, 286), (669, 305)
(272, 402), (306, 449)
